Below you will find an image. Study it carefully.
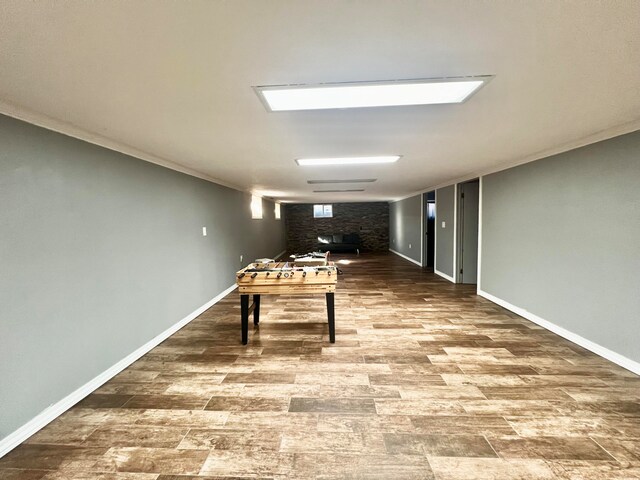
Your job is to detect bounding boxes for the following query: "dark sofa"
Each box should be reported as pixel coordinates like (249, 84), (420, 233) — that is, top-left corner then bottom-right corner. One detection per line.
(316, 233), (361, 254)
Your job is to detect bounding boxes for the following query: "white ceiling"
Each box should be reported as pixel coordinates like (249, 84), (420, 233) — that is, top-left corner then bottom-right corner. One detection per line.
(1, 1), (639, 202)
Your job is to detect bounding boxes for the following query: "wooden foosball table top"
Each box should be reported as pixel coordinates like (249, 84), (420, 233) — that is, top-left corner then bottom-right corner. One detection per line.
(236, 261), (338, 295)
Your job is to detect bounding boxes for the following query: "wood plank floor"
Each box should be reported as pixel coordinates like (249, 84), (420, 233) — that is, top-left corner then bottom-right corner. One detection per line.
(1, 253), (639, 479)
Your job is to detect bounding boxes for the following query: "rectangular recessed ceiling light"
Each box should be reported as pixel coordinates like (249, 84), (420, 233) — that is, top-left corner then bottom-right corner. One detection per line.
(313, 189), (365, 193)
(307, 179), (377, 184)
(256, 76), (492, 111)
(296, 156), (400, 166)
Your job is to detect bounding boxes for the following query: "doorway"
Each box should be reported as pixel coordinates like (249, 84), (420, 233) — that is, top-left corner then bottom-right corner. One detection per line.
(423, 191), (435, 268)
(456, 180), (479, 284)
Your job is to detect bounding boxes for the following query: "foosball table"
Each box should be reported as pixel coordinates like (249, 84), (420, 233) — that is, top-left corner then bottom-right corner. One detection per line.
(235, 253), (338, 344)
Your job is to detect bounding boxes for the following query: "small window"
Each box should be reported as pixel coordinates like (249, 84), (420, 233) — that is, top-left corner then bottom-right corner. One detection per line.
(427, 202), (436, 220)
(251, 195), (263, 219)
(313, 204), (333, 218)
(274, 203), (281, 220)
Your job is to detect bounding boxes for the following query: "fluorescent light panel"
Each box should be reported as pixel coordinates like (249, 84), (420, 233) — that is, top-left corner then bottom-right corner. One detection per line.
(307, 179), (377, 184)
(296, 156), (399, 166)
(313, 189), (365, 193)
(257, 76), (491, 111)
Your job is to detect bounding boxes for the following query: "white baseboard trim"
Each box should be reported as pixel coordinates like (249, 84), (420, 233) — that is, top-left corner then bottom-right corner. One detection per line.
(434, 268), (455, 283)
(0, 282), (238, 459)
(478, 289), (640, 375)
(389, 248), (422, 267)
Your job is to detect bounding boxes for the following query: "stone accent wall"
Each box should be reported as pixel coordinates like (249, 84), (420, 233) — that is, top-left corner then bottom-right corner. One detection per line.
(285, 202), (389, 253)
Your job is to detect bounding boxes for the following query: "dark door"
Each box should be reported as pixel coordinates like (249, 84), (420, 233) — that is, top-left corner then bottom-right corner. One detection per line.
(424, 192), (435, 268)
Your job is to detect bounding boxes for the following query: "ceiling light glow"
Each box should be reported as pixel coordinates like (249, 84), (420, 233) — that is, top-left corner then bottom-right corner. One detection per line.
(307, 179), (377, 184)
(296, 156), (400, 166)
(256, 77), (491, 111)
(313, 189), (365, 193)
(250, 195), (263, 219)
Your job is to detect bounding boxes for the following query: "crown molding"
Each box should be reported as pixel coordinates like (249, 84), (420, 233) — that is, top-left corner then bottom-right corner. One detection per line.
(391, 117), (640, 202)
(3, 99), (638, 204)
(0, 99), (244, 192)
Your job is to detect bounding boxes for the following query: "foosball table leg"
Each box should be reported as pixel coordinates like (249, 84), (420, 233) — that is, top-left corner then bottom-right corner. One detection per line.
(326, 292), (335, 343)
(253, 294), (261, 325)
(240, 294), (249, 345)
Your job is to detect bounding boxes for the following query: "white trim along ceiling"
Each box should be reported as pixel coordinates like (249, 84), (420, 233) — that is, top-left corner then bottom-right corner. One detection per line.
(1, 1), (639, 203)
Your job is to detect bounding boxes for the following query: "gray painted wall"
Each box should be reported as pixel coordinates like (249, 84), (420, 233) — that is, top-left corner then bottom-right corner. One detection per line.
(435, 185), (455, 277)
(458, 181), (480, 284)
(0, 114), (285, 440)
(389, 194), (421, 264)
(481, 130), (640, 363)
